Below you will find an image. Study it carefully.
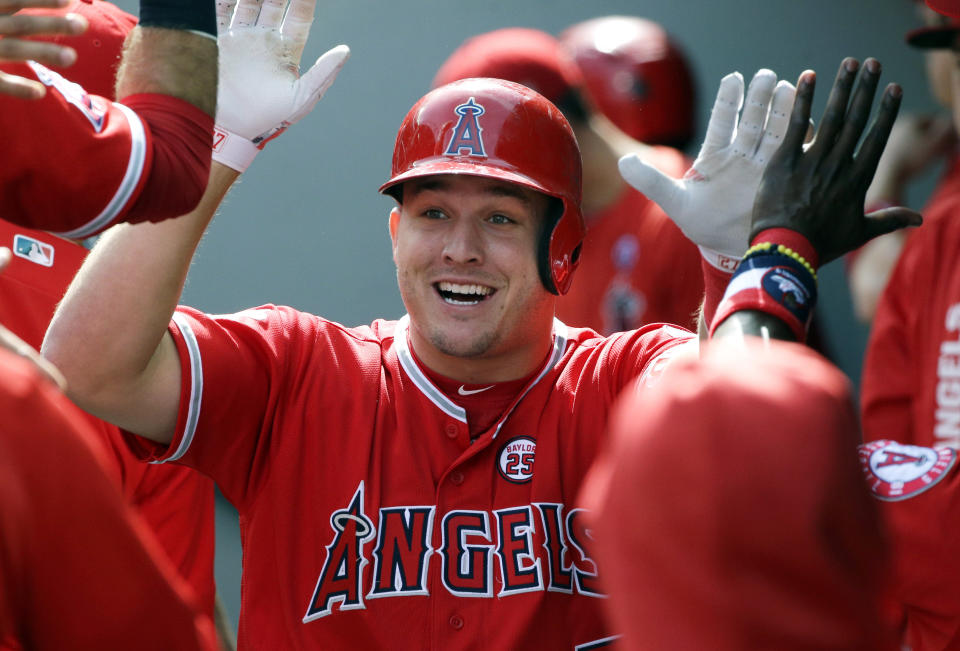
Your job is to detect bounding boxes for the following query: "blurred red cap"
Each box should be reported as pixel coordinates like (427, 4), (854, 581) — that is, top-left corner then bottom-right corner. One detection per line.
(581, 339), (894, 650)
(432, 27), (582, 107)
(17, 0), (137, 99)
(928, 0), (960, 18)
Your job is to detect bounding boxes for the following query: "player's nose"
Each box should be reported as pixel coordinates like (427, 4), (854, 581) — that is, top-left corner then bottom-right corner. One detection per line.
(442, 217), (484, 265)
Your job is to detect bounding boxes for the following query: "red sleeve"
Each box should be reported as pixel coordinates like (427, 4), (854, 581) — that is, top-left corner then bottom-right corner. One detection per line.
(0, 63), (212, 238)
(861, 231), (925, 444)
(0, 62), (152, 238)
(120, 93), (213, 224)
(123, 304), (328, 509)
(0, 350), (218, 651)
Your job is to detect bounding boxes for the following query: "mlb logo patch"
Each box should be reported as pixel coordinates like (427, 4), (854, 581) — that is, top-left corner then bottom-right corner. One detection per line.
(13, 234), (54, 267)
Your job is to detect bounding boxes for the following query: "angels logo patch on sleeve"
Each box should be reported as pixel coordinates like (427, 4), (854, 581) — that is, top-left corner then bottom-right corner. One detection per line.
(859, 440), (956, 501)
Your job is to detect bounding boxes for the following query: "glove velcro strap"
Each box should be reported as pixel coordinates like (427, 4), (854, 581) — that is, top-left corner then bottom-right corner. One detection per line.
(212, 125), (259, 173)
(709, 249), (818, 341)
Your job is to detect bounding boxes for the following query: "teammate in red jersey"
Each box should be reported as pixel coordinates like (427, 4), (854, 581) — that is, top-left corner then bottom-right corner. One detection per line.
(582, 339), (894, 650)
(0, 0), (220, 631)
(41, 0), (916, 645)
(432, 27), (703, 333)
(0, 0), (217, 238)
(860, 1), (960, 646)
(0, 345), (220, 651)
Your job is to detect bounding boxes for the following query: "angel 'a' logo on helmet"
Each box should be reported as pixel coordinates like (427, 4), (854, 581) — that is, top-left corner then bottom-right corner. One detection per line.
(444, 97), (487, 158)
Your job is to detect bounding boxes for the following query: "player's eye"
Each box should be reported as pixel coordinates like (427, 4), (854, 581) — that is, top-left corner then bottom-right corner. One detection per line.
(423, 208), (448, 220)
(488, 213), (515, 225)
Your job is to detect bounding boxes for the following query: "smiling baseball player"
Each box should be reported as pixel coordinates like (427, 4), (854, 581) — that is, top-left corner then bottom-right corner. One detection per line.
(41, 0), (919, 646)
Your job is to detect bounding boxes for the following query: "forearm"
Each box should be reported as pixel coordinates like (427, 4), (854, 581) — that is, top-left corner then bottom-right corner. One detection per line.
(116, 26), (217, 117)
(42, 163), (239, 440)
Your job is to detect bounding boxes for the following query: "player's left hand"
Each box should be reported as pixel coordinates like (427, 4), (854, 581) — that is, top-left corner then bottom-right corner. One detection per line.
(619, 69), (796, 271)
(213, 0), (350, 172)
(751, 58), (922, 265)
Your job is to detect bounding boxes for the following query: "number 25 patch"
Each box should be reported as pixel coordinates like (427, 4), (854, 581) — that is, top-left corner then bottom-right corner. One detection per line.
(498, 436), (536, 484)
(859, 440), (956, 501)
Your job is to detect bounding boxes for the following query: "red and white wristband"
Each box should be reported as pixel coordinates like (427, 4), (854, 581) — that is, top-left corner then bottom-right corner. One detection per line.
(709, 229), (819, 341)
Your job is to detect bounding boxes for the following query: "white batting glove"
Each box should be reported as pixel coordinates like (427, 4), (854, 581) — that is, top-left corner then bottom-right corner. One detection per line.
(618, 69), (796, 271)
(213, 0), (350, 172)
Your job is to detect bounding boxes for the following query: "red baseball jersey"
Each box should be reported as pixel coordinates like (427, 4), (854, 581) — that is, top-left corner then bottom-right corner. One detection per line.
(0, 61), (151, 238)
(0, 348), (218, 651)
(0, 220), (217, 619)
(124, 305), (694, 649)
(861, 157), (960, 449)
(556, 146), (703, 333)
(581, 340), (892, 651)
(861, 159), (960, 649)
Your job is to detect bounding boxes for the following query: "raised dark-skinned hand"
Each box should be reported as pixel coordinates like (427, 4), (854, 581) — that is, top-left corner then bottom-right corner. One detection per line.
(750, 57), (923, 265)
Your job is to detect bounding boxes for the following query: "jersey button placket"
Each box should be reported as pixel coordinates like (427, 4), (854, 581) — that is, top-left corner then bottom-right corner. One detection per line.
(449, 614), (464, 630)
(449, 470), (464, 486)
(445, 423), (458, 439)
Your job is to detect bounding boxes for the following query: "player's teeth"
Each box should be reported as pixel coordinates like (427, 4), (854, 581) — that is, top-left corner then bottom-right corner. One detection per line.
(438, 282), (492, 296)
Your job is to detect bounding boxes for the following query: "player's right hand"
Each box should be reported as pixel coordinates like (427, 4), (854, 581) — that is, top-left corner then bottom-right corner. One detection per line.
(618, 69), (795, 271)
(0, 0), (88, 99)
(213, 0), (350, 172)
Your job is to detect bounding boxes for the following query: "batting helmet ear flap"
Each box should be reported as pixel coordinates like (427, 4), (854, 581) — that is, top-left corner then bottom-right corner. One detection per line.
(538, 198), (580, 295)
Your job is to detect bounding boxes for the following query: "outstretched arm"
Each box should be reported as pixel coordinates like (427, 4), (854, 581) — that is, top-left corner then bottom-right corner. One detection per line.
(42, 0), (349, 444)
(714, 58), (921, 341)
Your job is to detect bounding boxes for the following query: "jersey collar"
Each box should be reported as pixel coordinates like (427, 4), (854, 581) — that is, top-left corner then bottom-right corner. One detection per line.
(393, 314), (569, 434)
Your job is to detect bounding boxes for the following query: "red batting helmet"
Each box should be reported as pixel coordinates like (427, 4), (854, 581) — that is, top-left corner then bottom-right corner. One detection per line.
(380, 78), (584, 295)
(560, 16), (696, 148)
(928, 0), (960, 19)
(431, 28), (582, 108)
(17, 0), (136, 100)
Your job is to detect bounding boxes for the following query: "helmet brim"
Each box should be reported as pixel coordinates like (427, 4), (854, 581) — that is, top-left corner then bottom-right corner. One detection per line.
(378, 158), (558, 202)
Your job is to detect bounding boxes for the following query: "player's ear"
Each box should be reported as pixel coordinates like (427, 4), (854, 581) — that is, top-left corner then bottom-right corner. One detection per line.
(388, 207), (401, 261)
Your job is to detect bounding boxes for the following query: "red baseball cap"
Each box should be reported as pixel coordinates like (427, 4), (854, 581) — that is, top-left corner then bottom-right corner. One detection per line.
(581, 340), (893, 650)
(905, 0), (960, 47)
(928, 0), (960, 18)
(432, 28), (582, 107)
(17, 0), (137, 99)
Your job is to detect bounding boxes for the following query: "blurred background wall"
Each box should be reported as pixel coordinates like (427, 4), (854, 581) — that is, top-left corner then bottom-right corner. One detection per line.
(112, 0), (940, 632)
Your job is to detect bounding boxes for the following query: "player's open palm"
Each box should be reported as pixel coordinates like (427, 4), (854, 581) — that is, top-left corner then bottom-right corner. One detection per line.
(752, 58), (922, 265)
(619, 68), (795, 270)
(213, 0), (350, 171)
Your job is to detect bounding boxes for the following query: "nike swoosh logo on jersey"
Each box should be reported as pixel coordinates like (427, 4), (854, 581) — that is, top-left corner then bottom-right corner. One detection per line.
(458, 385), (494, 396)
